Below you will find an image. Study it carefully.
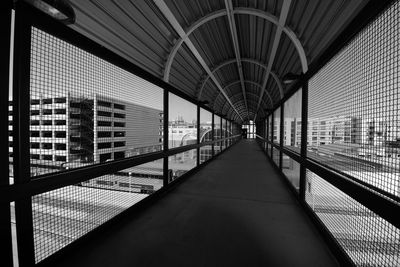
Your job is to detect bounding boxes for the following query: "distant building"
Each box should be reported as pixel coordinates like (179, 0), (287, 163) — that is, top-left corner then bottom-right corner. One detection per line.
(8, 93), (163, 176)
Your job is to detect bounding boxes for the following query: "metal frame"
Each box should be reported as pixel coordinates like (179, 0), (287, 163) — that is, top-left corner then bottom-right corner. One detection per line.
(279, 104), (284, 170)
(255, 1), (399, 265)
(253, 0), (293, 121)
(197, 58), (283, 101)
(12, 4), (35, 265)
(1, 3), (241, 266)
(1, 3), (14, 267)
(3, 0), (398, 266)
(153, 0), (243, 122)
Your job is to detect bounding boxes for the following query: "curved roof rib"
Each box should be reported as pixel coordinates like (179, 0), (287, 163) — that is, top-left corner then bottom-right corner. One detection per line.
(197, 58), (284, 100)
(213, 80), (273, 110)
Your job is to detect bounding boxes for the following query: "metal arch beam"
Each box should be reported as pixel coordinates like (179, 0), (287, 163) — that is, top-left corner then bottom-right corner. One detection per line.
(252, 0), (293, 121)
(197, 57), (284, 99)
(212, 80), (273, 110)
(219, 99), (260, 124)
(163, 9), (227, 82)
(153, 0), (244, 121)
(224, 0), (249, 120)
(161, 7), (308, 102)
(220, 91), (269, 115)
(233, 7), (308, 73)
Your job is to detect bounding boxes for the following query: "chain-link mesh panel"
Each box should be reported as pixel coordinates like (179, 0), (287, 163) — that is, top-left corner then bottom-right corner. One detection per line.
(32, 160), (163, 263)
(282, 153), (300, 191)
(29, 27), (163, 178)
(283, 89), (302, 153)
(168, 149), (196, 183)
(305, 170), (400, 266)
(307, 1), (400, 198)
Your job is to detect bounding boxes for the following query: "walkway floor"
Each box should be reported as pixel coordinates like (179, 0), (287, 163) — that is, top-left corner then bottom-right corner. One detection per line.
(50, 140), (338, 267)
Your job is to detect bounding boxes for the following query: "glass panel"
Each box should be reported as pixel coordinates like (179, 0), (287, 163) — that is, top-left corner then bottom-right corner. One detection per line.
(168, 93), (197, 149)
(199, 108), (212, 163)
(32, 160), (163, 263)
(273, 108), (281, 145)
(168, 149), (197, 182)
(305, 170), (400, 266)
(272, 147), (280, 167)
(283, 89), (302, 153)
(214, 115), (221, 154)
(221, 118), (226, 150)
(268, 115), (272, 142)
(282, 153), (300, 191)
(307, 1), (400, 198)
(29, 27), (163, 177)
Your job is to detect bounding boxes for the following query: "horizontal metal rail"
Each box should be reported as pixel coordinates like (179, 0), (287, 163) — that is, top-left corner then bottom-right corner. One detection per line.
(1, 135), (241, 203)
(255, 136), (400, 229)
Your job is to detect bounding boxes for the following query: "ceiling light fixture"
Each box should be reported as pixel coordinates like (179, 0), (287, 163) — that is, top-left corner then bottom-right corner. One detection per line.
(25, 0), (75, 25)
(282, 72), (302, 85)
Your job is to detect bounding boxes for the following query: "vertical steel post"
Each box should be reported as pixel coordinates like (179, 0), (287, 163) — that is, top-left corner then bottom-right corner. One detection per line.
(1, 2), (14, 266)
(211, 113), (215, 156)
(279, 104), (284, 170)
(266, 116), (269, 153)
(13, 3), (35, 265)
(300, 78), (308, 200)
(163, 89), (169, 186)
(270, 112), (274, 158)
(196, 105), (200, 166)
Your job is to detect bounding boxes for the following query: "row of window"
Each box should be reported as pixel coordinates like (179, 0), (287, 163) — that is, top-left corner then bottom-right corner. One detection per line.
(30, 143), (66, 150)
(30, 98), (67, 105)
(97, 141), (125, 149)
(30, 120), (66, 126)
(30, 131), (66, 138)
(98, 121), (125, 127)
(97, 100), (125, 110)
(97, 110), (126, 118)
(30, 154), (66, 161)
(98, 131), (125, 138)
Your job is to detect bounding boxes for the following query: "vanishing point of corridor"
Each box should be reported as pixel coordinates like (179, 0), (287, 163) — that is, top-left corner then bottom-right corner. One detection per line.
(48, 140), (338, 267)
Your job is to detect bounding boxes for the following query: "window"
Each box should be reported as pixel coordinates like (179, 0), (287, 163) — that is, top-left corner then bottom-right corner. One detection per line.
(55, 131), (66, 138)
(55, 144), (66, 150)
(42, 131), (52, 138)
(30, 143), (40, 149)
(113, 103), (125, 110)
(98, 142), (112, 149)
(54, 109), (66, 114)
(42, 98), (52, 104)
(42, 155), (52, 160)
(98, 121), (112, 127)
(114, 113), (125, 119)
(54, 120), (66, 125)
(30, 131), (40, 137)
(114, 131), (125, 137)
(55, 156), (66, 162)
(54, 97), (66, 103)
(99, 153), (112, 162)
(98, 132), (112, 138)
(114, 141), (125, 147)
(30, 110), (40, 116)
(97, 111), (112, 117)
(97, 100), (111, 108)
(42, 143), (52, 149)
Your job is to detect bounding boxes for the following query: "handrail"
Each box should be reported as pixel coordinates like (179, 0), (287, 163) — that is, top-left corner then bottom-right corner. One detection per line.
(1, 135), (242, 203)
(255, 136), (400, 229)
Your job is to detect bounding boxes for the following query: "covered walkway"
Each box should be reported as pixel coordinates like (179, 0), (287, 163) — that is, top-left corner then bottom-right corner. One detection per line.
(48, 140), (338, 267)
